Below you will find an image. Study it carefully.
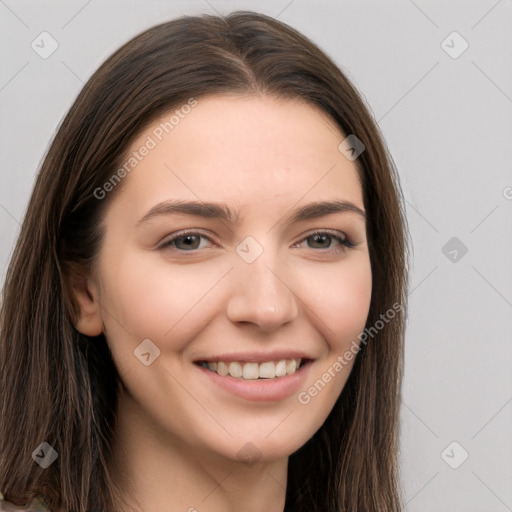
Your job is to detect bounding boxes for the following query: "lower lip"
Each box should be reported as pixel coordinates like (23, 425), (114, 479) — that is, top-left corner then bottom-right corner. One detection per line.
(194, 361), (313, 402)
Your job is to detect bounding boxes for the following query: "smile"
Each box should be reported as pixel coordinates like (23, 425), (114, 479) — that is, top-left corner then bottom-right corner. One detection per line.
(196, 358), (304, 380)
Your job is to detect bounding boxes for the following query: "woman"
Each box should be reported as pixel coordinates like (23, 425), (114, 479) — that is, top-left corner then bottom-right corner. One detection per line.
(0, 11), (409, 512)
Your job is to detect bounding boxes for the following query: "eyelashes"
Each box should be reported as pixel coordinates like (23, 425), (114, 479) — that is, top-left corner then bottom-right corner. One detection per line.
(292, 230), (355, 251)
(158, 229), (355, 254)
(160, 231), (212, 251)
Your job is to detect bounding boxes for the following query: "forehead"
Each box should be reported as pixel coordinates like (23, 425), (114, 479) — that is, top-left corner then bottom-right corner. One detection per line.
(108, 95), (364, 222)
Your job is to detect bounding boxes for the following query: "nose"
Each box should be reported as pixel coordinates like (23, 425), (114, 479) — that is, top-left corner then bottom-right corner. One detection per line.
(225, 250), (299, 333)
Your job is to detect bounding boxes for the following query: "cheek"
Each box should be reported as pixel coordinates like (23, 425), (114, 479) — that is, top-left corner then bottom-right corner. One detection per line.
(97, 250), (230, 348)
(296, 256), (372, 347)
(292, 258), (371, 431)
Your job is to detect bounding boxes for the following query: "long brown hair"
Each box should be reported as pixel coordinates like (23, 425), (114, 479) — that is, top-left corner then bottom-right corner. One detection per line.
(0, 11), (409, 512)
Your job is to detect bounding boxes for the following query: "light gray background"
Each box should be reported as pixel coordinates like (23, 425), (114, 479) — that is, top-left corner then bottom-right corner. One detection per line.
(1, 1), (511, 510)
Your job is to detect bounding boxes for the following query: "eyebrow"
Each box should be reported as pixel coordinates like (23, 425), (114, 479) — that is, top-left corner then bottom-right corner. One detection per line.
(136, 198), (365, 227)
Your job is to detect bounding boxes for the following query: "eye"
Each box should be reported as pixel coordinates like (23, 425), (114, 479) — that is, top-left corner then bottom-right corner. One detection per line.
(159, 231), (215, 251)
(158, 229), (355, 253)
(293, 230), (354, 252)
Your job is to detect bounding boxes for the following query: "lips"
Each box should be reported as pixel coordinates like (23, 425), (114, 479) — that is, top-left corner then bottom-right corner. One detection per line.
(194, 356), (314, 402)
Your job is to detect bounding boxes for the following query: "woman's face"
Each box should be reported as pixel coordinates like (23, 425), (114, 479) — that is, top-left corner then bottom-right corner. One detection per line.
(83, 95), (372, 463)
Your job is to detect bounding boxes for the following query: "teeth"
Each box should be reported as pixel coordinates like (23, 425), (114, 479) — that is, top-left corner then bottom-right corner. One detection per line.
(203, 358), (302, 380)
(258, 361), (275, 379)
(275, 360), (287, 377)
(228, 362), (242, 378)
(285, 359), (298, 374)
(242, 362), (259, 380)
(216, 361), (229, 376)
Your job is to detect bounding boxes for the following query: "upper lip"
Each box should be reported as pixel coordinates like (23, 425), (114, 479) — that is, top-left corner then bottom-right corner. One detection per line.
(194, 351), (315, 363)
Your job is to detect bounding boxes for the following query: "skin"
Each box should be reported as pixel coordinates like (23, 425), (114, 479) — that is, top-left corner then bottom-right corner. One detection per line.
(73, 95), (372, 512)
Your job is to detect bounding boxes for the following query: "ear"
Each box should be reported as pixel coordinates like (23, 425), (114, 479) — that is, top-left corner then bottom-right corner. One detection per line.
(72, 273), (104, 337)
